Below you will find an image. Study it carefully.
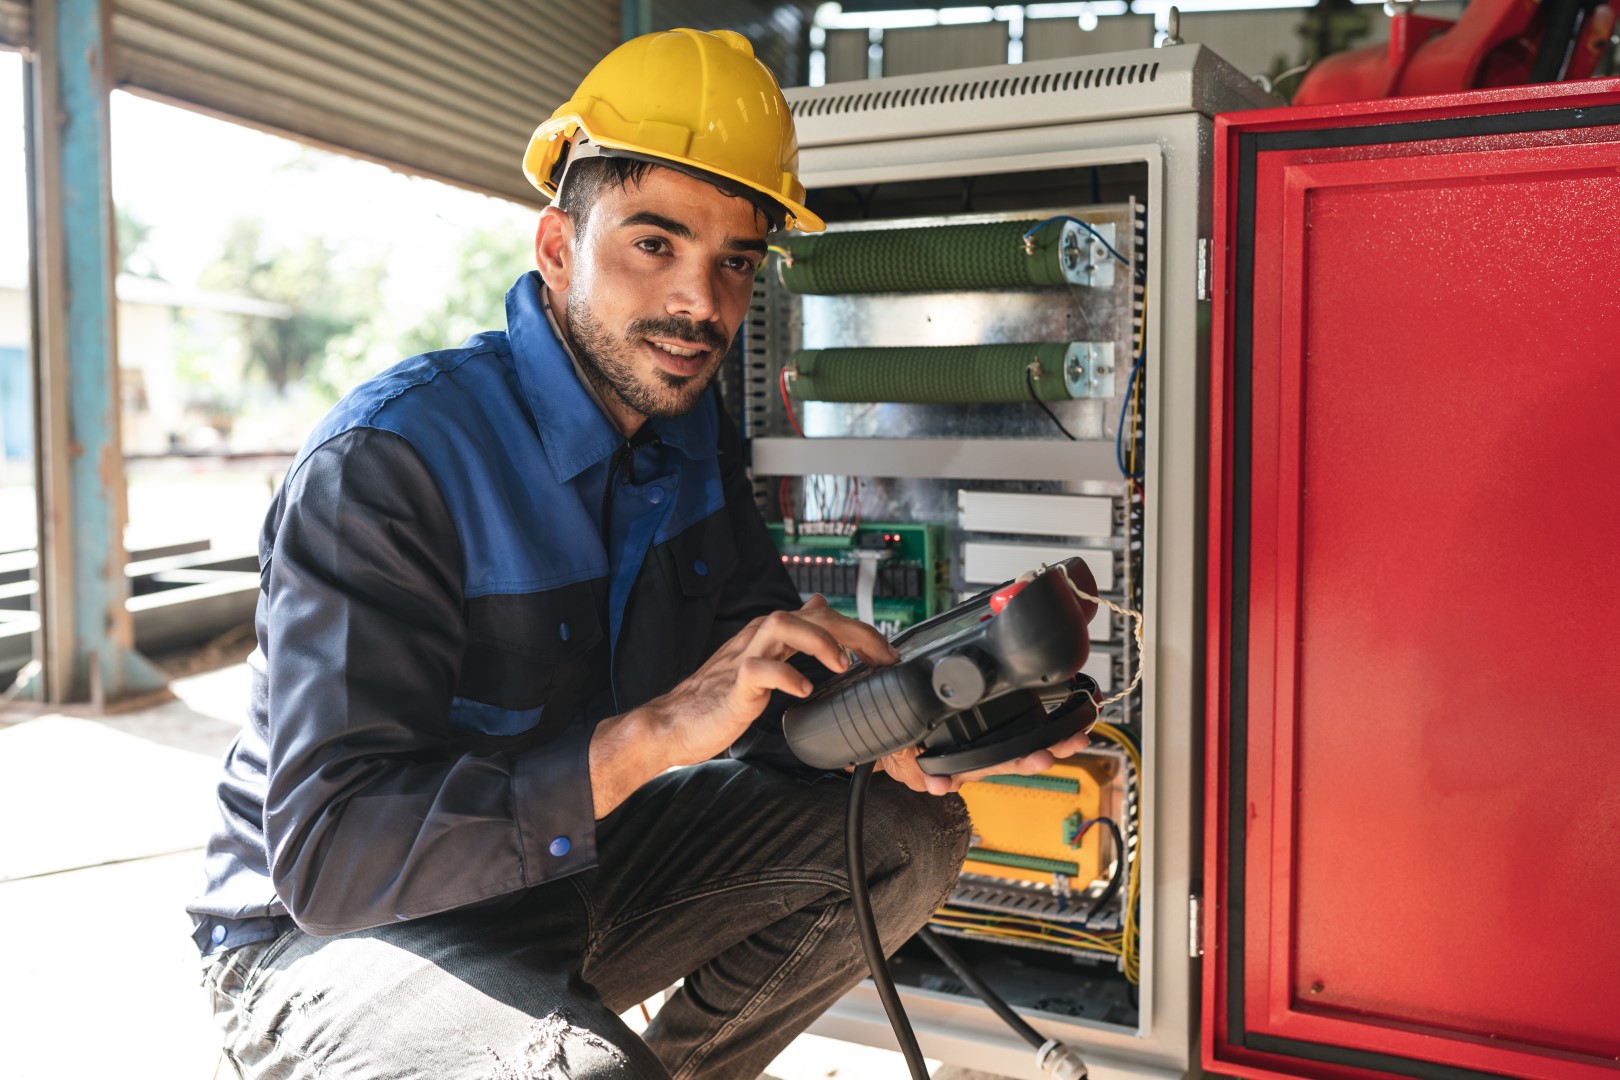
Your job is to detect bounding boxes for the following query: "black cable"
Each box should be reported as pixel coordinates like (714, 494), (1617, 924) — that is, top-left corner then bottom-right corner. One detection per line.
(1082, 818), (1126, 921)
(1026, 368), (1078, 442)
(1528, 0), (1594, 81)
(916, 926), (1044, 1051)
(846, 763), (930, 1080)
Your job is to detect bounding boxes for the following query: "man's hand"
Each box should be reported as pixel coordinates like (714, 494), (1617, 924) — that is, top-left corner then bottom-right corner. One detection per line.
(589, 596), (899, 817)
(874, 729), (1093, 797)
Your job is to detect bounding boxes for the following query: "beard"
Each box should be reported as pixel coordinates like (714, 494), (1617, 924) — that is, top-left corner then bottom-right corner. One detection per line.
(563, 295), (730, 420)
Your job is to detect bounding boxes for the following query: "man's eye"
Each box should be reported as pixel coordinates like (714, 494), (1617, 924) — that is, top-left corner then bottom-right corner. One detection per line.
(636, 237), (669, 255)
(725, 256), (758, 274)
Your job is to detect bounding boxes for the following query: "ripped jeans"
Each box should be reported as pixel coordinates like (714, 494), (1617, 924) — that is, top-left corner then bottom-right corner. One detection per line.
(202, 759), (970, 1079)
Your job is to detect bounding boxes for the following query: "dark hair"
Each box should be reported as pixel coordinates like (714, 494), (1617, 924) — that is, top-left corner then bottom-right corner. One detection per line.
(554, 156), (660, 234)
(554, 155), (784, 237)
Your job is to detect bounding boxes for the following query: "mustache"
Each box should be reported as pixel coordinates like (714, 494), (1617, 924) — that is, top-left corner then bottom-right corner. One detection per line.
(629, 316), (730, 353)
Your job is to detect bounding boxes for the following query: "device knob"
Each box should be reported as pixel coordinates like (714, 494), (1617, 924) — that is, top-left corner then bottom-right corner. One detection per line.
(931, 650), (995, 708)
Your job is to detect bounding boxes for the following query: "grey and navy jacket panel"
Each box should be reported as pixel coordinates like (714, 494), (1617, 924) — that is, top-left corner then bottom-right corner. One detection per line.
(188, 272), (800, 951)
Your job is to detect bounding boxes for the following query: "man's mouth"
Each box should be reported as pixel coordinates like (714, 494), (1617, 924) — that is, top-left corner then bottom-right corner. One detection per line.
(642, 339), (713, 377)
(649, 341), (705, 360)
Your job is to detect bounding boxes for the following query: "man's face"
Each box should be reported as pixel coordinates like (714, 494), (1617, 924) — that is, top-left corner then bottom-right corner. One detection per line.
(557, 168), (768, 422)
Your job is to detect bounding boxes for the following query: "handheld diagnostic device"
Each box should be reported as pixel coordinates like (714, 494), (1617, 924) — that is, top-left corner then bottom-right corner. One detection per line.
(783, 558), (1101, 776)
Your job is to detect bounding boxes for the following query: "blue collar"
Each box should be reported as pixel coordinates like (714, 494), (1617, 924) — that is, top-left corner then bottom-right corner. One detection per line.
(505, 272), (720, 484)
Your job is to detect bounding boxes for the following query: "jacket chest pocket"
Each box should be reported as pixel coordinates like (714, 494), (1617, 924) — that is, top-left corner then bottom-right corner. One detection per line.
(664, 513), (740, 671)
(453, 582), (604, 737)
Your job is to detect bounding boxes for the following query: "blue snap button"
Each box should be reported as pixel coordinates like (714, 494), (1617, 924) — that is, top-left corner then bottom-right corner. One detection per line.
(558, 621), (570, 642)
(693, 559), (708, 577)
(211, 925), (227, 945)
(549, 836), (572, 857)
(647, 487), (665, 505)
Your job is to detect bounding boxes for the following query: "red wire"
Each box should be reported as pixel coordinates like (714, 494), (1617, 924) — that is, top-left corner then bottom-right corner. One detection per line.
(779, 367), (807, 438)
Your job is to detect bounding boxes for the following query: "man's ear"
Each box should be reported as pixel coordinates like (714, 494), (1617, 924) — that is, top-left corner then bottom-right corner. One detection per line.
(534, 205), (574, 293)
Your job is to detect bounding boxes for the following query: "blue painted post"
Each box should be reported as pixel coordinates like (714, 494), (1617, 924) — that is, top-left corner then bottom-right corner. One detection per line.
(33, 0), (167, 703)
(621, 0), (650, 41)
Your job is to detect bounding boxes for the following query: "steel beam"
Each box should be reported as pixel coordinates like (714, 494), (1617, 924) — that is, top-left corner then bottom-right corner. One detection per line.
(26, 0), (167, 704)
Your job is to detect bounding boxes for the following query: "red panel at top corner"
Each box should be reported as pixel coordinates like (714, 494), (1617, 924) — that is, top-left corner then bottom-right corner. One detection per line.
(1215, 75), (1620, 140)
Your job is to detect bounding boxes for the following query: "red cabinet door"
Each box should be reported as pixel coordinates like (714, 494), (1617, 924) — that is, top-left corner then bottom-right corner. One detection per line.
(1206, 79), (1620, 1080)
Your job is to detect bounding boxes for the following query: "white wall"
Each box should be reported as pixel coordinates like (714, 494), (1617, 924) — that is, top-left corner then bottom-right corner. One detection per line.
(885, 22), (1009, 77)
(0, 285), (26, 349)
(1024, 15), (1155, 62)
(818, 4), (1476, 86)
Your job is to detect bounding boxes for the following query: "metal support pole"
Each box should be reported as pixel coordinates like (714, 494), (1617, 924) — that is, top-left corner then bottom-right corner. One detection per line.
(620, 0), (650, 40)
(27, 0), (167, 705)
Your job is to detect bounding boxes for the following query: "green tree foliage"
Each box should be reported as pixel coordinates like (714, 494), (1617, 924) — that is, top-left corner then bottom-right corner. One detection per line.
(199, 218), (382, 393)
(115, 203), (162, 279)
(397, 224), (533, 358)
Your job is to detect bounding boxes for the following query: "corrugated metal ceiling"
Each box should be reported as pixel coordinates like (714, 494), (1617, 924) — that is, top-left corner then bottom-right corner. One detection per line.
(5, 0), (622, 205)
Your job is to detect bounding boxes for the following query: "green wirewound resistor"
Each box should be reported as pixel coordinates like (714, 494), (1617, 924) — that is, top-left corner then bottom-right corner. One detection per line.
(789, 343), (1098, 404)
(779, 219), (1100, 294)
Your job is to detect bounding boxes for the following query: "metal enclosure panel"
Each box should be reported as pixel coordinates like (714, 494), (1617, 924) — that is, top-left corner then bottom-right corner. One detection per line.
(788, 43), (1276, 148)
(1207, 79), (1620, 1080)
(956, 491), (1115, 538)
(781, 45), (1250, 1070)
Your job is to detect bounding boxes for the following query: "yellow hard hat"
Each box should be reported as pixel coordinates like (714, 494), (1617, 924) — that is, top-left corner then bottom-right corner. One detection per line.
(523, 28), (823, 233)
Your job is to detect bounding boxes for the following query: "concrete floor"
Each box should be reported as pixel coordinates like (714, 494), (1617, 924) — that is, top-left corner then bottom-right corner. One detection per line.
(0, 658), (1003, 1080)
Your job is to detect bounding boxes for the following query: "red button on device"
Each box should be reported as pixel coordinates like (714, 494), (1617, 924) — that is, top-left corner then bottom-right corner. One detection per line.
(988, 580), (1029, 615)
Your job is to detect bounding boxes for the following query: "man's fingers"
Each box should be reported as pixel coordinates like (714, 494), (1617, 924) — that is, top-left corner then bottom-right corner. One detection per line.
(735, 656), (814, 701)
(1047, 731), (1092, 758)
(752, 604), (901, 673)
(877, 747), (959, 796)
(796, 597), (900, 667)
(944, 729), (1090, 785)
(751, 610), (851, 674)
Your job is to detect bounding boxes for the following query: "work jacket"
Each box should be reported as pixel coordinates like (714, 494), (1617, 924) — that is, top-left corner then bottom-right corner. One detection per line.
(188, 272), (799, 954)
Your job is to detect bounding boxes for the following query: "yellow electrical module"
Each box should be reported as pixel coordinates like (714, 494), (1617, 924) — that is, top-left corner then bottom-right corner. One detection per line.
(958, 755), (1121, 892)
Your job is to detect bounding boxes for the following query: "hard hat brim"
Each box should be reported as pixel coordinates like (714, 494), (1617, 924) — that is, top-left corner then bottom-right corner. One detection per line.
(525, 117), (825, 233)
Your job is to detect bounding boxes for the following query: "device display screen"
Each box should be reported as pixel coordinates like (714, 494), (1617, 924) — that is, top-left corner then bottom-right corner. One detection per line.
(888, 590), (993, 657)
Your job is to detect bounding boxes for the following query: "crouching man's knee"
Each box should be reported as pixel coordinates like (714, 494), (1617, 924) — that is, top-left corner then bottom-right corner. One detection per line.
(861, 783), (973, 934)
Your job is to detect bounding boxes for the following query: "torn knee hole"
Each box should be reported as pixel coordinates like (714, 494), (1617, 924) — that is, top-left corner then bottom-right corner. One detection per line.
(485, 1010), (628, 1079)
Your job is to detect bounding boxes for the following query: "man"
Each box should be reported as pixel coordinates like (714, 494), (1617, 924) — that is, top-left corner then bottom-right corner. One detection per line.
(191, 29), (1083, 1079)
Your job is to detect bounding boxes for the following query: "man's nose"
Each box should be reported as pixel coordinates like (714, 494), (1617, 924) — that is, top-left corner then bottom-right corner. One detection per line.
(666, 260), (721, 324)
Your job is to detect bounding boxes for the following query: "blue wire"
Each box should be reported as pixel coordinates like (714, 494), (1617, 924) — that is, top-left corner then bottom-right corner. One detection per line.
(1021, 215), (1142, 279)
(1115, 345), (1145, 481)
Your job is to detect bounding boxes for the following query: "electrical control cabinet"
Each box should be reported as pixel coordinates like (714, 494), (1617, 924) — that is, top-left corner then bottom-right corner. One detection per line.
(742, 46), (1276, 1080)
(753, 50), (1620, 1080)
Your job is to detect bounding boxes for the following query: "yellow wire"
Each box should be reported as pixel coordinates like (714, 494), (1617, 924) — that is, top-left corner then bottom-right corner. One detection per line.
(929, 921), (1125, 956)
(1128, 282), (1146, 482)
(932, 909), (1122, 947)
(1088, 722), (1143, 983)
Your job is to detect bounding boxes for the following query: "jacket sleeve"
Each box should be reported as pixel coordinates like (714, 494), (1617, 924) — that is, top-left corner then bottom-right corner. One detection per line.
(705, 402), (839, 771)
(261, 426), (596, 936)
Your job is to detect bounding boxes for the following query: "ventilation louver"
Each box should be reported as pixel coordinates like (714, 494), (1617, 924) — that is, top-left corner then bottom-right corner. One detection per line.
(791, 62), (1161, 118)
